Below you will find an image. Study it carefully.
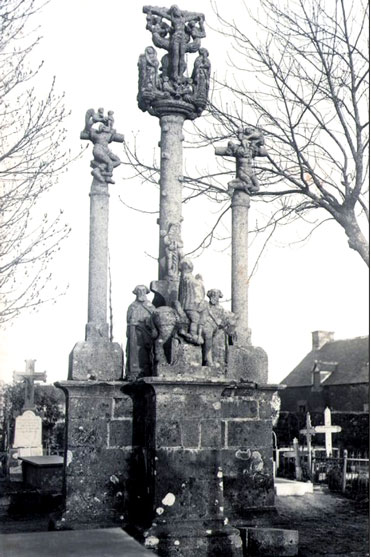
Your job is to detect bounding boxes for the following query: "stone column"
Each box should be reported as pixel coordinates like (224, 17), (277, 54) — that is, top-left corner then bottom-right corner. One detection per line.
(158, 114), (185, 280)
(231, 189), (250, 346)
(68, 109), (124, 381)
(86, 179), (110, 340)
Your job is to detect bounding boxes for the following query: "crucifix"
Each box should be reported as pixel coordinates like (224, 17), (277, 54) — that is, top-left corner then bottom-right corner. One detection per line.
(13, 359), (47, 411)
(299, 411), (317, 472)
(315, 407), (342, 457)
(215, 127), (267, 347)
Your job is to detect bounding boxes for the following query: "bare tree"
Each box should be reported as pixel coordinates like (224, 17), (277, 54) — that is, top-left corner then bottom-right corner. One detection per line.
(122, 0), (369, 267)
(0, 0), (71, 324)
(208, 0), (369, 265)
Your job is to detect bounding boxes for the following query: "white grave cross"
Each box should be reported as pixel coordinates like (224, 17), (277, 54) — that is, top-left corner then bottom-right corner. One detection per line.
(315, 407), (342, 457)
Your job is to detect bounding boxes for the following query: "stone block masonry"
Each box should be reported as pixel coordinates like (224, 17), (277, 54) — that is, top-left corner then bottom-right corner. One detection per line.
(54, 381), (133, 529)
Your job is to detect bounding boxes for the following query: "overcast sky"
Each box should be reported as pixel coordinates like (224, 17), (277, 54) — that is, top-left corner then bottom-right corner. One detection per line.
(0, 0), (368, 386)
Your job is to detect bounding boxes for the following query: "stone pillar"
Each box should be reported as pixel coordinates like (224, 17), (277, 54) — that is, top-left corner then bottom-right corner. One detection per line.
(86, 179), (110, 340)
(126, 378), (243, 557)
(231, 189), (250, 347)
(158, 114), (185, 280)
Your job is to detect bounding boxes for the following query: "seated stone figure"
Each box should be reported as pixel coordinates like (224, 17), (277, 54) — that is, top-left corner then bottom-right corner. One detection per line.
(126, 285), (156, 380)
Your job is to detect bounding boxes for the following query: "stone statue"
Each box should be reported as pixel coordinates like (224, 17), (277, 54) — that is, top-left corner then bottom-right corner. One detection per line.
(140, 5), (209, 117)
(138, 46), (162, 111)
(215, 126), (267, 195)
(178, 259), (208, 345)
(80, 108), (124, 184)
(191, 47), (210, 109)
(143, 5), (205, 82)
(161, 222), (184, 278)
(202, 289), (237, 366)
(126, 285), (156, 380)
(152, 306), (179, 365)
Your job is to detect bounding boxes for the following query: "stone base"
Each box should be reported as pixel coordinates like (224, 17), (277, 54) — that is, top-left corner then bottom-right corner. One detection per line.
(156, 343), (226, 381)
(144, 521), (243, 556)
(68, 340), (123, 380)
(227, 345), (268, 383)
(54, 381), (133, 529)
(240, 527), (299, 556)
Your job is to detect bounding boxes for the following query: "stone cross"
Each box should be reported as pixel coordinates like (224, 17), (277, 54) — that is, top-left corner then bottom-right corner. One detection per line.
(80, 108), (124, 341)
(215, 127), (267, 347)
(13, 360), (47, 411)
(139, 5), (210, 294)
(299, 412), (317, 472)
(315, 407), (342, 457)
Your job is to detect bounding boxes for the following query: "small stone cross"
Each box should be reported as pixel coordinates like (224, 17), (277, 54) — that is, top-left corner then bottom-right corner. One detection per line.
(214, 127), (267, 195)
(315, 407), (342, 457)
(13, 360), (47, 411)
(299, 412), (317, 471)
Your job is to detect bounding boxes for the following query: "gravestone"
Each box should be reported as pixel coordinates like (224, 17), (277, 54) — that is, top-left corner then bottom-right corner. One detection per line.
(10, 411), (43, 479)
(10, 360), (46, 479)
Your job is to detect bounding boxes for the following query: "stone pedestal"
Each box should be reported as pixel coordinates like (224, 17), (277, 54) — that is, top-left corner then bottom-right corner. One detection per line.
(68, 340), (123, 381)
(54, 381), (133, 529)
(221, 383), (284, 524)
(126, 377), (243, 557)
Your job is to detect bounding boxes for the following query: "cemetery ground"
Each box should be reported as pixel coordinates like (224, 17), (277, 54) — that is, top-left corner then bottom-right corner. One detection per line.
(0, 481), (368, 556)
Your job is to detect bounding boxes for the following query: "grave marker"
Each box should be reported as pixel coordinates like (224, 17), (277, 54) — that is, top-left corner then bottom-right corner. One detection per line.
(299, 412), (317, 471)
(315, 407), (342, 457)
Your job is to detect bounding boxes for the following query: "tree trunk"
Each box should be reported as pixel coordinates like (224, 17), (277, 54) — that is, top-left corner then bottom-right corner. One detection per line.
(340, 212), (369, 266)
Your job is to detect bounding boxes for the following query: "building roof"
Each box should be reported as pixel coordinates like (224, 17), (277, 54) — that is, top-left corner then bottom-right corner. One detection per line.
(281, 336), (369, 387)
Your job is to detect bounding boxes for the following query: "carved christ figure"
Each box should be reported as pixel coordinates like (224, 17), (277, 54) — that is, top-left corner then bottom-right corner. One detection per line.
(143, 4), (205, 82)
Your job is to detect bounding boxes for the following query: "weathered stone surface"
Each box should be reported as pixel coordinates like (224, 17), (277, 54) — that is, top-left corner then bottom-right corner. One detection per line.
(144, 522), (243, 557)
(68, 396), (113, 420)
(200, 419), (221, 448)
(227, 420), (272, 448)
(54, 381), (133, 529)
(222, 397), (258, 419)
(242, 527), (299, 556)
(113, 395), (133, 418)
(69, 418), (108, 447)
(109, 419), (133, 447)
(227, 344), (268, 383)
(181, 419), (201, 448)
(157, 419), (182, 447)
(69, 340), (123, 381)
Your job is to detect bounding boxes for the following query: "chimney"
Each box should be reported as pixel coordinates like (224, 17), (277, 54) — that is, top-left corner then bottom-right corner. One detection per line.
(312, 331), (334, 350)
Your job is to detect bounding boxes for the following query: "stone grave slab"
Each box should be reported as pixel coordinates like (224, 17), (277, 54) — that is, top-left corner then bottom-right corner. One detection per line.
(0, 527), (153, 557)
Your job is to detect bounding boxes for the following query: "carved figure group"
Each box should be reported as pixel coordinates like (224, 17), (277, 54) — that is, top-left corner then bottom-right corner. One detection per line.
(126, 271), (238, 375)
(215, 126), (267, 195)
(138, 5), (210, 116)
(80, 108), (124, 184)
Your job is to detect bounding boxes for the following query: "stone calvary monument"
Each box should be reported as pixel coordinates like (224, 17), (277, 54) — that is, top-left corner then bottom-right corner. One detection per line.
(55, 5), (289, 556)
